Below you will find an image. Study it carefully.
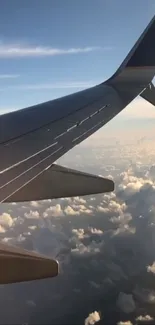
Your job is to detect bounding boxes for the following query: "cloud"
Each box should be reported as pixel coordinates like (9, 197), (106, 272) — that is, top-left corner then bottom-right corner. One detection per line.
(0, 43), (102, 58)
(133, 287), (155, 304)
(110, 213), (132, 225)
(72, 228), (86, 239)
(84, 311), (101, 325)
(117, 320), (133, 325)
(64, 203), (92, 216)
(43, 204), (64, 217)
(0, 225), (5, 233)
(116, 292), (136, 313)
(64, 205), (80, 216)
(147, 262), (155, 274)
(136, 315), (154, 322)
(0, 81), (98, 91)
(89, 227), (103, 235)
(74, 197), (87, 204)
(0, 212), (13, 229)
(24, 210), (40, 219)
(0, 137), (155, 324)
(0, 74), (19, 79)
(30, 201), (41, 208)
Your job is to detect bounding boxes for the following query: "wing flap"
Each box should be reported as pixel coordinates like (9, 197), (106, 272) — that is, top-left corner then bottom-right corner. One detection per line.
(5, 164), (114, 202)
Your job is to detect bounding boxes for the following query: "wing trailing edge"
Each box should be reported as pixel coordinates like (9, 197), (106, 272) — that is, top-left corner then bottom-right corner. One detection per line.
(5, 164), (114, 203)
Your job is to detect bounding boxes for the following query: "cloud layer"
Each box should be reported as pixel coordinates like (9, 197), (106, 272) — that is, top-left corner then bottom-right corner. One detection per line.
(0, 44), (102, 58)
(0, 125), (155, 324)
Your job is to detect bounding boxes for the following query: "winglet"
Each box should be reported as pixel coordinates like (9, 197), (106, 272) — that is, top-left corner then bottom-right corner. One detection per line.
(107, 15), (155, 85)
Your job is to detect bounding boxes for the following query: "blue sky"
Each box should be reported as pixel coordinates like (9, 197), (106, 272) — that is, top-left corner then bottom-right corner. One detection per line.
(0, 0), (155, 115)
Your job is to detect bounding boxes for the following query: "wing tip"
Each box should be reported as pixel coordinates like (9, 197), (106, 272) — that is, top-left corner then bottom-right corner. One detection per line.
(0, 244), (59, 284)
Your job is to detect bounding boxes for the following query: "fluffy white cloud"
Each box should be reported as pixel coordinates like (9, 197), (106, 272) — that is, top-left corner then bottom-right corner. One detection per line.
(24, 210), (40, 219)
(84, 311), (101, 325)
(97, 200), (126, 216)
(72, 228), (86, 239)
(110, 213), (132, 225)
(43, 204), (64, 217)
(73, 197), (86, 204)
(118, 171), (154, 195)
(97, 205), (109, 213)
(71, 241), (102, 256)
(109, 201), (127, 214)
(30, 201), (40, 208)
(113, 225), (136, 237)
(28, 225), (37, 230)
(64, 205), (80, 216)
(0, 213), (13, 228)
(147, 262), (155, 274)
(64, 204), (92, 216)
(71, 227), (103, 242)
(136, 315), (154, 322)
(0, 44), (101, 58)
(89, 228), (103, 235)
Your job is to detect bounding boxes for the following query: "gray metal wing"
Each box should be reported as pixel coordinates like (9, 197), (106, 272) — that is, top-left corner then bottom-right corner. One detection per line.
(5, 164), (114, 202)
(1, 14), (155, 203)
(0, 242), (58, 284)
(0, 14), (155, 286)
(0, 84), (118, 203)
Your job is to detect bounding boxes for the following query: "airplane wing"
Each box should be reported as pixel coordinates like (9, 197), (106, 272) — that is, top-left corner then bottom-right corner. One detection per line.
(5, 164), (114, 202)
(0, 90), (114, 203)
(0, 15), (155, 284)
(0, 15), (155, 203)
(0, 242), (58, 284)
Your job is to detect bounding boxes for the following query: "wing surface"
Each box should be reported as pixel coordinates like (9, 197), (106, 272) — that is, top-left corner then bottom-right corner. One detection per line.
(5, 164), (114, 202)
(1, 15), (155, 203)
(0, 242), (58, 284)
(0, 84), (118, 202)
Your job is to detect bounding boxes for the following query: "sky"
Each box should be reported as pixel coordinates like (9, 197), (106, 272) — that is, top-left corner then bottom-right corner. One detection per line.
(0, 0), (155, 120)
